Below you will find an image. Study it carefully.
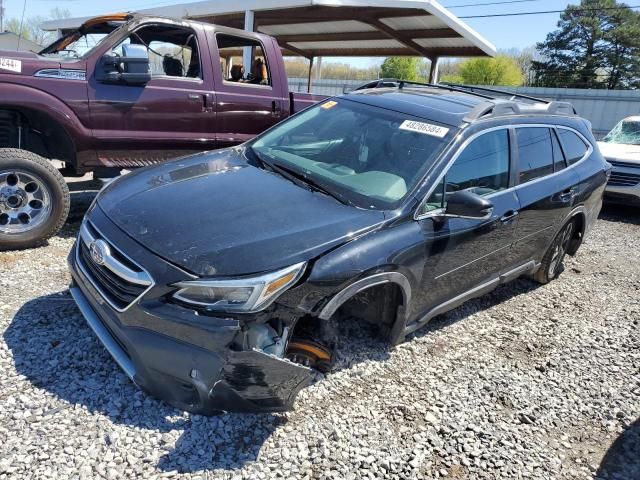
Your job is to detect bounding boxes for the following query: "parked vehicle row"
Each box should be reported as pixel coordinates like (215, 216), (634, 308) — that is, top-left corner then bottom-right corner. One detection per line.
(68, 81), (609, 413)
(0, 13), (324, 250)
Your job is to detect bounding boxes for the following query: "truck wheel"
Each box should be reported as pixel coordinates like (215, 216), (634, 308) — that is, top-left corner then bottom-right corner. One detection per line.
(0, 148), (70, 251)
(533, 219), (576, 285)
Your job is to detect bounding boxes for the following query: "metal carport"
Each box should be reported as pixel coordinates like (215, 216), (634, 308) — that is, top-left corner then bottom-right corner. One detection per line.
(41, 0), (496, 85)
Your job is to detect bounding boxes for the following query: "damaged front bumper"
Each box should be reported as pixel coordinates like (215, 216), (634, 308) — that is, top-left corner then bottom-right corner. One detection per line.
(66, 211), (313, 414)
(68, 279), (312, 414)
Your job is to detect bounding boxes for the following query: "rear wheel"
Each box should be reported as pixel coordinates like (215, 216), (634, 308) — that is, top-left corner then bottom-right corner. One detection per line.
(0, 149), (70, 251)
(533, 219), (576, 284)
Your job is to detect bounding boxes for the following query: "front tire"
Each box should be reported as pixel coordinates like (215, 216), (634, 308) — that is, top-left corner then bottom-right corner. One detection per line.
(533, 219), (576, 284)
(0, 149), (70, 251)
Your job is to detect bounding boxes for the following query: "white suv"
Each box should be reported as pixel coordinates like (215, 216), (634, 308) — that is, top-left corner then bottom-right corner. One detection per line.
(598, 116), (640, 205)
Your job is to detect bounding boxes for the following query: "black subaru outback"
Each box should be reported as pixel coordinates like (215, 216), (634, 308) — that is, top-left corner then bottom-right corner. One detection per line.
(68, 82), (608, 414)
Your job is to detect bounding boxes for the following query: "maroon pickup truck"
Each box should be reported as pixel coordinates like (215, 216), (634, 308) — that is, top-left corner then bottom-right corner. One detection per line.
(0, 13), (324, 250)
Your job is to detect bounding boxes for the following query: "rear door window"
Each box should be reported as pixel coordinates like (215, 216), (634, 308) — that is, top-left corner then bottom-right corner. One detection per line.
(517, 128), (554, 183)
(557, 129), (589, 165)
(216, 34), (271, 86)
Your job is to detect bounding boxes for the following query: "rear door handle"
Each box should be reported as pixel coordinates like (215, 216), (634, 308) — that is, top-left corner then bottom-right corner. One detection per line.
(188, 93), (201, 101)
(559, 188), (576, 202)
(500, 210), (519, 223)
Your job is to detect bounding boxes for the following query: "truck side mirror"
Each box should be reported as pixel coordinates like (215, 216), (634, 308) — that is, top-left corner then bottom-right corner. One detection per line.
(96, 44), (151, 86)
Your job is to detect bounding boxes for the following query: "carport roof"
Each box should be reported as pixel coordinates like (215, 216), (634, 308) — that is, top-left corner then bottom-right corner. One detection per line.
(41, 0), (496, 60)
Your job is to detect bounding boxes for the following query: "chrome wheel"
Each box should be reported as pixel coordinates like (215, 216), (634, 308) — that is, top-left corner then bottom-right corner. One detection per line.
(0, 169), (52, 234)
(548, 222), (574, 276)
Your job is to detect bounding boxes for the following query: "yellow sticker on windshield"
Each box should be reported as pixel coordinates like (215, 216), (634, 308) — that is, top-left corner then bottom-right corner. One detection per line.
(321, 100), (338, 109)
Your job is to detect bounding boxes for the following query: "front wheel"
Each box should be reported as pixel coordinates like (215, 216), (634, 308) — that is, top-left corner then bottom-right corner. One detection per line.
(0, 149), (70, 251)
(533, 219), (576, 284)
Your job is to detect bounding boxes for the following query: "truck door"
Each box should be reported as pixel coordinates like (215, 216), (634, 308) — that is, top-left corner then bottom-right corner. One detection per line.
(207, 31), (289, 148)
(87, 23), (217, 167)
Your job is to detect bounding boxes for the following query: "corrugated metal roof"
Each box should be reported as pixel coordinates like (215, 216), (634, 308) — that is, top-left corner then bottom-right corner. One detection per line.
(41, 0), (496, 59)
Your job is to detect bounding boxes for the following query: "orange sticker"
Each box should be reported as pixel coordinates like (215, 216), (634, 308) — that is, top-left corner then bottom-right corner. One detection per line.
(321, 100), (338, 109)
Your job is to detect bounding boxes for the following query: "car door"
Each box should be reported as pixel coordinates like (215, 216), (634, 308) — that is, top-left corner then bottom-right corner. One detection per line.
(511, 126), (580, 266)
(88, 23), (217, 167)
(413, 127), (520, 315)
(208, 32), (289, 148)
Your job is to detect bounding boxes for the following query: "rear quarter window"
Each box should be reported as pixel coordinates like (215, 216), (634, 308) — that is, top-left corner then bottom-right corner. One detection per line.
(557, 129), (589, 165)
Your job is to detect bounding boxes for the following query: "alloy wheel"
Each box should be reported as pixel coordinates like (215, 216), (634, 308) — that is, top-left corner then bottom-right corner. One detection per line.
(0, 169), (52, 234)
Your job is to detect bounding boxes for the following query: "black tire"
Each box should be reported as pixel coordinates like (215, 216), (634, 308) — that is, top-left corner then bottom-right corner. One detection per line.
(0, 148), (70, 251)
(533, 219), (576, 285)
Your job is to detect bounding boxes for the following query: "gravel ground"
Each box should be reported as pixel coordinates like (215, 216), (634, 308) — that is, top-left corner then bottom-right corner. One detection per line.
(0, 187), (638, 480)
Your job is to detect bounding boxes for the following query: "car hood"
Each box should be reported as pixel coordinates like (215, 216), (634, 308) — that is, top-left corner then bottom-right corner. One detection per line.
(97, 149), (385, 276)
(597, 141), (640, 164)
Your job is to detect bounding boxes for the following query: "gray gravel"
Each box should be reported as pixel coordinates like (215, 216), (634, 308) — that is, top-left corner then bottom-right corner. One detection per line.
(0, 196), (638, 480)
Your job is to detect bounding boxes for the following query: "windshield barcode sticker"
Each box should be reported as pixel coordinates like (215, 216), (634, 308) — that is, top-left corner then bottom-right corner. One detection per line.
(399, 120), (449, 138)
(0, 58), (21, 73)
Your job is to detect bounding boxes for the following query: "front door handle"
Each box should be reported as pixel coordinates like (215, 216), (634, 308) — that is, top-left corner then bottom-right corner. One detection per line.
(188, 93), (201, 101)
(500, 210), (519, 223)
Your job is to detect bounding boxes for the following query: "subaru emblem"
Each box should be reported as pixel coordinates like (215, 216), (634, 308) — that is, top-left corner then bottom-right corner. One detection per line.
(89, 240), (109, 266)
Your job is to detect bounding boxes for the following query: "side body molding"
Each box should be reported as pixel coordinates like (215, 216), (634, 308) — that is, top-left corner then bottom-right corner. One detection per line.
(317, 271), (412, 321)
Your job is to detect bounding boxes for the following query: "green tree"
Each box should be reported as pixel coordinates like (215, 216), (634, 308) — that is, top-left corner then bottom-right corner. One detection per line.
(5, 8), (71, 47)
(532, 0), (640, 89)
(380, 57), (421, 81)
(5, 19), (31, 40)
(456, 55), (524, 86)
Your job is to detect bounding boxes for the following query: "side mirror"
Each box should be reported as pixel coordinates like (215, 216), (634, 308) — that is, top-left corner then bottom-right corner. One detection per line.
(444, 190), (493, 219)
(96, 44), (151, 86)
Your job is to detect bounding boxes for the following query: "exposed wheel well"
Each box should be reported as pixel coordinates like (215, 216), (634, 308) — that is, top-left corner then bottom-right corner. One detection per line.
(567, 211), (586, 256)
(0, 107), (76, 169)
(291, 282), (404, 348)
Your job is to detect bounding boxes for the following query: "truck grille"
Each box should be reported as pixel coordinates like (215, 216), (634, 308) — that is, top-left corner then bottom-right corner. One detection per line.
(609, 171), (640, 187)
(76, 221), (153, 311)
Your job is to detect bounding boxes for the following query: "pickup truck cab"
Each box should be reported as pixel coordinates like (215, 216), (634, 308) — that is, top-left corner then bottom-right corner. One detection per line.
(0, 13), (323, 250)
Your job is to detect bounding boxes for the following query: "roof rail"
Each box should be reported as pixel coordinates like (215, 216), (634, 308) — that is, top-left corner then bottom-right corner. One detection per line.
(351, 79), (578, 119)
(439, 82), (550, 104)
(352, 78), (497, 100)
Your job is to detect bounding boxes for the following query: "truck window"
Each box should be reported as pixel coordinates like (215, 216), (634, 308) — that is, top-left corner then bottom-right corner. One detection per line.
(111, 25), (202, 79)
(216, 34), (271, 86)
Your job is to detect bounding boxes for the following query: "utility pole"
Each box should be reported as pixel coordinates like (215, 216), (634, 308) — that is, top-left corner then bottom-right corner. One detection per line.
(0, 0), (4, 33)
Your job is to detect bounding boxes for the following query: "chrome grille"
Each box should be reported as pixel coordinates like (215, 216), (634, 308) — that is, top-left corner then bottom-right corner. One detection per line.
(76, 220), (153, 311)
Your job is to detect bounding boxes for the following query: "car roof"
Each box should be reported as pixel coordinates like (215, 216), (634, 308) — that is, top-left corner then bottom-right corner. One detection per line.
(344, 88), (486, 127)
(344, 86), (577, 128)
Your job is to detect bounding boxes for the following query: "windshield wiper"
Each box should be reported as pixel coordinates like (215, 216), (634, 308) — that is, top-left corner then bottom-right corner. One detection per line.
(246, 147), (353, 206)
(270, 161), (354, 207)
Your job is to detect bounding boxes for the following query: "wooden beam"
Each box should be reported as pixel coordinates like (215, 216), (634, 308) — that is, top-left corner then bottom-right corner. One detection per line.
(254, 6), (429, 22)
(293, 47), (485, 57)
(274, 28), (461, 44)
(280, 42), (312, 59)
(361, 17), (433, 59)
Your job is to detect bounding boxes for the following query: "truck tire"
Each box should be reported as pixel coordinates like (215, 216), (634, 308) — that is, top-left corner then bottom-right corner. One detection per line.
(0, 148), (70, 251)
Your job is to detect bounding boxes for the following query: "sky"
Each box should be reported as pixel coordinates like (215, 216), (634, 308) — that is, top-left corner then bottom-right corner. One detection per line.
(4, 0), (580, 67)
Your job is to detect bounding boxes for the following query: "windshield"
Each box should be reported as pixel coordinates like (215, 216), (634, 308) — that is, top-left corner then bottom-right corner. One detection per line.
(250, 98), (455, 209)
(603, 119), (640, 146)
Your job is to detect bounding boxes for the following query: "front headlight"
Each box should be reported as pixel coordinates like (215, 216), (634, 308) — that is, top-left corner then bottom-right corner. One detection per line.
(171, 262), (306, 312)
